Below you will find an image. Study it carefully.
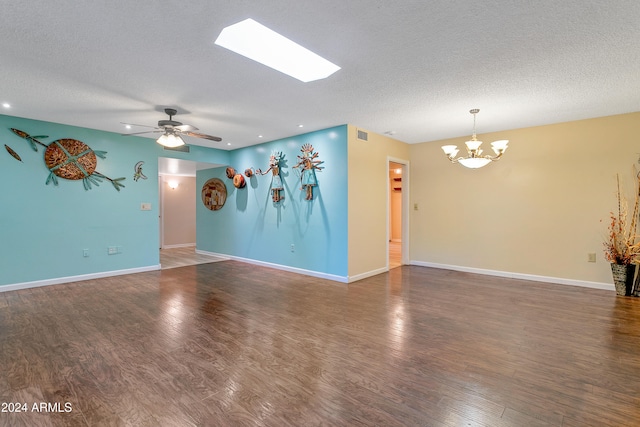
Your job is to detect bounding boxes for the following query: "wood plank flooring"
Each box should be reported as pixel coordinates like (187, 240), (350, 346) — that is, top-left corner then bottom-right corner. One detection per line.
(0, 263), (639, 426)
(160, 246), (228, 270)
(389, 241), (401, 269)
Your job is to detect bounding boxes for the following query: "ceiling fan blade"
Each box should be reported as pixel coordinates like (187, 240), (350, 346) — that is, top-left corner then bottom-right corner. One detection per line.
(122, 130), (163, 136)
(120, 122), (159, 129)
(175, 124), (198, 132)
(183, 131), (222, 142)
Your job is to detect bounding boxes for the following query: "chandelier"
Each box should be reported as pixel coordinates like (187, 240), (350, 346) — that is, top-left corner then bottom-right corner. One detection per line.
(441, 109), (509, 169)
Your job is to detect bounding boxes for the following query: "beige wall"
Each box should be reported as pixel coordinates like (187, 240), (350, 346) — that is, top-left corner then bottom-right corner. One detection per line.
(348, 125), (410, 279)
(409, 112), (640, 285)
(161, 175), (196, 247)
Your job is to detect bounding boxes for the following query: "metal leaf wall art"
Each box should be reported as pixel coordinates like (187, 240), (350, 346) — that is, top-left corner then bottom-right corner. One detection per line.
(9, 128), (125, 191)
(4, 144), (23, 162)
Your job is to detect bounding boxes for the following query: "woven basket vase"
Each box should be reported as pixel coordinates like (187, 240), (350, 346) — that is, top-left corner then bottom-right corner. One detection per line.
(610, 263), (636, 296)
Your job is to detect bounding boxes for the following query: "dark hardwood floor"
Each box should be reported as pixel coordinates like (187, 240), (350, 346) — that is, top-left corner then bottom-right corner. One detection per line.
(0, 262), (639, 426)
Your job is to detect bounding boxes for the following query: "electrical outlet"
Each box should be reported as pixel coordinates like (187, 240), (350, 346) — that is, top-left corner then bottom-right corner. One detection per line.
(414, 203), (419, 211)
(290, 244), (295, 252)
(140, 203), (152, 211)
(83, 249), (89, 257)
(108, 246), (117, 255)
(588, 253), (596, 263)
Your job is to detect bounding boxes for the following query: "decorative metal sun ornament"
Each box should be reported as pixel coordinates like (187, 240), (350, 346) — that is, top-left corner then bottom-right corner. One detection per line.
(10, 128), (125, 191)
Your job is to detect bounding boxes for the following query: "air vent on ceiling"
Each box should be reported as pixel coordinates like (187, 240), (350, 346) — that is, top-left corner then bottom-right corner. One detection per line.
(357, 129), (368, 141)
(163, 145), (190, 153)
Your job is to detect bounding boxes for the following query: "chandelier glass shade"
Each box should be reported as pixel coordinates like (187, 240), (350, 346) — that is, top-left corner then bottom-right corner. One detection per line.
(442, 109), (508, 169)
(157, 132), (185, 148)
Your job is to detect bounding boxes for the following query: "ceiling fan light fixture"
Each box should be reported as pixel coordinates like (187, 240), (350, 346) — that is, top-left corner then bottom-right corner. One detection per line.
(157, 132), (185, 148)
(122, 108), (221, 143)
(214, 18), (340, 82)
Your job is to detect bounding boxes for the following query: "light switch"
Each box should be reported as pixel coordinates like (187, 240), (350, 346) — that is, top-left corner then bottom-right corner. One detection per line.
(140, 203), (152, 211)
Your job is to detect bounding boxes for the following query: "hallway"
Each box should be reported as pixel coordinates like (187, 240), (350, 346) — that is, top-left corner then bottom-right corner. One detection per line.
(160, 246), (228, 269)
(389, 240), (402, 269)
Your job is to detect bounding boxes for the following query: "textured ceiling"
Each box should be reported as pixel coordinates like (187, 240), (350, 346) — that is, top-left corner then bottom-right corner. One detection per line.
(1, 1), (639, 150)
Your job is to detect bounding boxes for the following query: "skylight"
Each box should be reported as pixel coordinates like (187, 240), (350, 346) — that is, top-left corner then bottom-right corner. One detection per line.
(214, 18), (340, 83)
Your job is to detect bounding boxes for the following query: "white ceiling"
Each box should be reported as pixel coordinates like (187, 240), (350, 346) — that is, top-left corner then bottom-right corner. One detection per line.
(1, 1), (639, 150)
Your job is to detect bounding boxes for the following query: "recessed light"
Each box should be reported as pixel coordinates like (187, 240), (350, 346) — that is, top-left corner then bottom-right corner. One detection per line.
(215, 18), (340, 83)
(298, 124), (304, 128)
(258, 135), (263, 138)
(227, 142), (231, 146)
(125, 124), (132, 129)
(2, 103), (10, 108)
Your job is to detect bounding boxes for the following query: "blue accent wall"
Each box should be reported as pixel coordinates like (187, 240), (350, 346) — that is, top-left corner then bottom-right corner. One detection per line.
(0, 114), (229, 287)
(196, 126), (348, 278)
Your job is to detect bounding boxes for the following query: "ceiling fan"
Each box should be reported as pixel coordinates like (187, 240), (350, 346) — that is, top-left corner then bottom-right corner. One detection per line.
(122, 108), (222, 147)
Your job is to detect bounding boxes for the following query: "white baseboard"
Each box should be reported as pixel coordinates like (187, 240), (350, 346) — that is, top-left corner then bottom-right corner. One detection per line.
(348, 267), (389, 283)
(162, 243), (196, 249)
(0, 265), (162, 293)
(5, 258), (608, 293)
(410, 260), (614, 291)
(200, 251), (349, 283)
(194, 249), (230, 259)
(199, 251), (389, 284)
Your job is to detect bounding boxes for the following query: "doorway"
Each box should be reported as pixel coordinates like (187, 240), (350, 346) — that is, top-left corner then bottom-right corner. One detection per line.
(158, 157), (224, 268)
(388, 159), (409, 269)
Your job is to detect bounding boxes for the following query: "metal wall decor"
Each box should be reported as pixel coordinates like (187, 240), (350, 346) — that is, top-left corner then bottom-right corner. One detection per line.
(4, 144), (22, 162)
(224, 166), (256, 189)
(201, 178), (227, 210)
(233, 173), (246, 188)
(133, 161), (147, 181)
(225, 166), (236, 179)
(293, 143), (323, 200)
(224, 166), (247, 189)
(256, 151), (284, 202)
(9, 128), (125, 191)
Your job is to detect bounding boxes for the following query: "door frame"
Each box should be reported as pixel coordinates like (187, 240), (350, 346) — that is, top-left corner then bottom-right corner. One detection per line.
(387, 157), (410, 268)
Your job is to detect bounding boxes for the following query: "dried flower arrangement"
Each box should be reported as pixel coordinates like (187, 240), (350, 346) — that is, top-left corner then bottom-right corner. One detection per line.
(603, 173), (640, 265)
